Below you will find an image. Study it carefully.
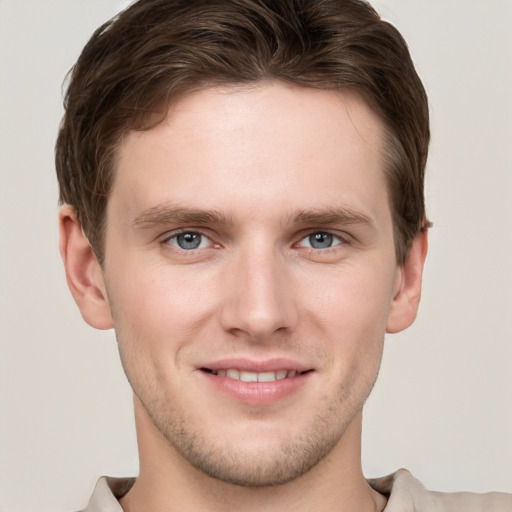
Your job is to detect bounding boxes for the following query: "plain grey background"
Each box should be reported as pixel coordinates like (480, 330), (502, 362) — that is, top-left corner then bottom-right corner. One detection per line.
(1, 1), (511, 511)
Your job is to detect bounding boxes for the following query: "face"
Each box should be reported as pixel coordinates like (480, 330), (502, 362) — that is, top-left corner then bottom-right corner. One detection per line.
(96, 84), (407, 485)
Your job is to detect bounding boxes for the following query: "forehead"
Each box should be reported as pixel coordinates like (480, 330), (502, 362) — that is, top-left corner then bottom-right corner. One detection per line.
(111, 83), (389, 227)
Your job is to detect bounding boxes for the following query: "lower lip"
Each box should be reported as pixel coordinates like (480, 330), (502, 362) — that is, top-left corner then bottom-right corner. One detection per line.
(200, 371), (312, 405)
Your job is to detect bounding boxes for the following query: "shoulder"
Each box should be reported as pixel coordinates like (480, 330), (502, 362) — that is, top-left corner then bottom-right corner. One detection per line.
(368, 468), (512, 512)
(78, 476), (135, 512)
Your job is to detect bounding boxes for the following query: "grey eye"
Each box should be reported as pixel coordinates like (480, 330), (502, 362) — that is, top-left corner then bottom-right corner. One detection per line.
(170, 232), (209, 250)
(309, 232), (334, 249)
(298, 232), (342, 250)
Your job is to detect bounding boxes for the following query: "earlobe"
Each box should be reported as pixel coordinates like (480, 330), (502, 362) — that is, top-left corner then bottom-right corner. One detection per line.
(386, 229), (428, 334)
(59, 205), (114, 330)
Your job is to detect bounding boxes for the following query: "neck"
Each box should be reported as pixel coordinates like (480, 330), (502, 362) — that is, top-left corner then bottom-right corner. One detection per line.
(120, 396), (386, 512)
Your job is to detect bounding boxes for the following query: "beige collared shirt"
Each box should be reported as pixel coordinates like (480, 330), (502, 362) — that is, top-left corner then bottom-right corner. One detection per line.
(80, 469), (512, 511)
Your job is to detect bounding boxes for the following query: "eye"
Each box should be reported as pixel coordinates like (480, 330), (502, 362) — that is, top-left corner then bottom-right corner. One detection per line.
(298, 231), (343, 250)
(166, 231), (211, 251)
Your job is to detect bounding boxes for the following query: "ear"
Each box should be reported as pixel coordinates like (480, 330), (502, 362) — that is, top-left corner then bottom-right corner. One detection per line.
(386, 229), (428, 334)
(59, 205), (114, 329)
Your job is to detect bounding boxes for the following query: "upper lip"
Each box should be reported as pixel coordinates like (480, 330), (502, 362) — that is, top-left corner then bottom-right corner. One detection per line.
(199, 358), (313, 373)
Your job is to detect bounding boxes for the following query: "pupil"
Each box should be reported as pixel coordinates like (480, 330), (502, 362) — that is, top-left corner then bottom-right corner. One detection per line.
(177, 233), (201, 250)
(310, 232), (333, 249)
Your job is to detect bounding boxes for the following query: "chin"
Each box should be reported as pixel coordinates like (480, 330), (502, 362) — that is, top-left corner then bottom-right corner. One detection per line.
(172, 432), (339, 487)
(149, 401), (359, 487)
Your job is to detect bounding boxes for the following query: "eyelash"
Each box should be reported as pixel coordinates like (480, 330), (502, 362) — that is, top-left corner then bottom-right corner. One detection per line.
(297, 231), (345, 250)
(161, 229), (216, 252)
(160, 229), (349, 252)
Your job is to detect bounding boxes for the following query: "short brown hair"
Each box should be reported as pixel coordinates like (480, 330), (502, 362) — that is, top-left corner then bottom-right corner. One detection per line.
(56, 0), (430, 265)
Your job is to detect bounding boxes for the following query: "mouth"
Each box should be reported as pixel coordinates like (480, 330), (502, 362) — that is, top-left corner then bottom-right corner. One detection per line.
(200, 368), (312, 382)
(199, 362), (314, 404)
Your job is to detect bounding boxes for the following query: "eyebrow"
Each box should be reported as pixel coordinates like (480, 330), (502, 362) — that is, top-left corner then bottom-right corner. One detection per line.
(132, 203), (374, 229)
(132, 204), (233, 227)
(292, 207), (374, 227)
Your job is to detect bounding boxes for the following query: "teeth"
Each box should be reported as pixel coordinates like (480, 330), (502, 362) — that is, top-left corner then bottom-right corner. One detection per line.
(226, 369), (240, 380)
(212, 369), (303, 382)
(240, 371), (258, 382)
(257, 371), (277, 382)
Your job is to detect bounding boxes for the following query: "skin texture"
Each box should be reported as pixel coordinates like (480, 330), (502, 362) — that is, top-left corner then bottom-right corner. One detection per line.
(60, 83), (427, 511)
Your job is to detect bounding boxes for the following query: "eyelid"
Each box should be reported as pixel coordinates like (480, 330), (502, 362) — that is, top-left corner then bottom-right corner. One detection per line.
(161, 228), (216, 249)
(295, 229), (350, 248)
(158, 227), (351, 252)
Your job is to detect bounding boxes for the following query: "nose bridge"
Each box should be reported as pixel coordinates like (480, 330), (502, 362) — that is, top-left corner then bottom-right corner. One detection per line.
(219, 238), (298, 339)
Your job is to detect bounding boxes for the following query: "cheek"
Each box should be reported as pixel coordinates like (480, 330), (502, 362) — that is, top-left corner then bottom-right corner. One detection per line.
(106, 263), (221, 373)
(298, 261), (394, 383)
(111, 261), (215, 325)
(302, 262), (395, 334)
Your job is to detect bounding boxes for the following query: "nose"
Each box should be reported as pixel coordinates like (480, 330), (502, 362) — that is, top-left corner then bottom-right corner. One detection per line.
(218, 245), (299, 342)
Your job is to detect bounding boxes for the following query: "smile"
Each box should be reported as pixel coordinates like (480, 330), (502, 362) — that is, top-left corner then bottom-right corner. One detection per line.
(202, 368), (309, 382)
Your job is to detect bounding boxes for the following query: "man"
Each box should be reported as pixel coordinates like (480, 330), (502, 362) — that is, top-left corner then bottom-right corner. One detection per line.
(56, 0), (512, 510)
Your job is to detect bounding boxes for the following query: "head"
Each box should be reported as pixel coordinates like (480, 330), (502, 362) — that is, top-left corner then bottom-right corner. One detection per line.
(56, 0), (429, 267)
(57, 0), (429, 490)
